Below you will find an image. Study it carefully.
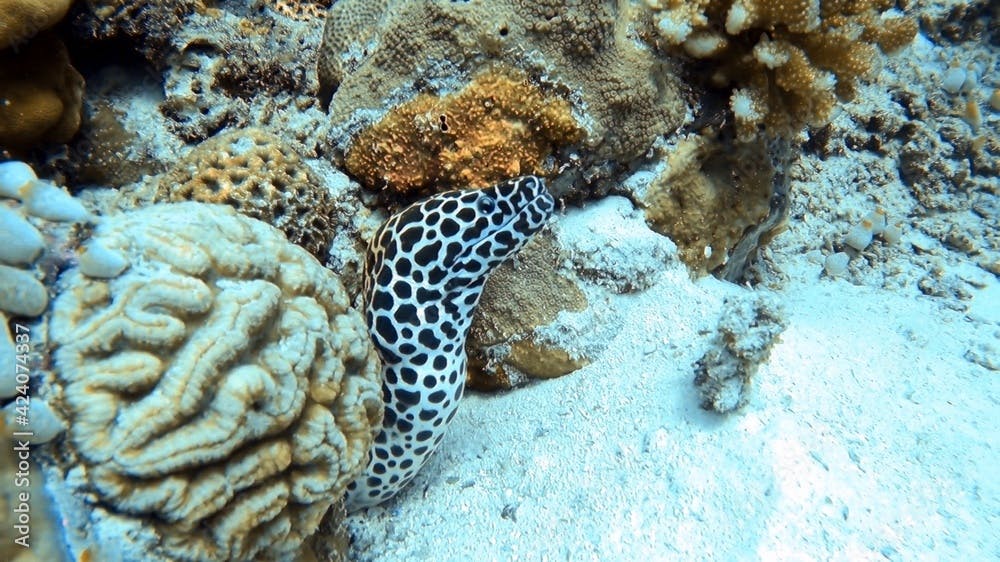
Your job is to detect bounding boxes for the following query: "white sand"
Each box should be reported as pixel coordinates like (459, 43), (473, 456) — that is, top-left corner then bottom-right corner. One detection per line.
(345, 206), (998, 560)
(345, 18), (1000, 556)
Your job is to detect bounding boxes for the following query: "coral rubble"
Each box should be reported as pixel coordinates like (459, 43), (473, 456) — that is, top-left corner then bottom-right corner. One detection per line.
(694, 293), (786, 413)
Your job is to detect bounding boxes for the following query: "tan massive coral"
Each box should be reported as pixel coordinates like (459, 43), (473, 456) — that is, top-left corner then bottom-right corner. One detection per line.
(637, 0), (917, 139)
(144, 128), (339, 258)
(49, 202), (383, 562)
(318, 0), (685, 194)
(0, 0), (73, 49)
(467, 234), (589, 390)
(0, 36), (84, 150)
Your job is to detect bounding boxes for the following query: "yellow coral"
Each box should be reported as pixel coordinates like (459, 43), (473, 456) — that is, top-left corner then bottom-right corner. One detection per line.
(345, 67), (584, 195)
(0, 36), (84, 150)
(150, 128), (338, 258)
(639, 0), (917, 139)
(0, 0), (73, 49)
(50, 202), (382, 562)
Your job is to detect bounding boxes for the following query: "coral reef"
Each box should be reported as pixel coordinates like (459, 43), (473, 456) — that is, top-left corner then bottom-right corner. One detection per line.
(694, 293), (786, 413)
(73, 0), (201, 65)
(49, 201), (383, 562)
(641, 134), (780, 275)
(136, 128), (339, 258)
(318, 0), (685, 195)
(468, 234), (589, 390)
(0, 36), (84, 150)
(636, 0), (918, 139)
(345, 66), (584, 196)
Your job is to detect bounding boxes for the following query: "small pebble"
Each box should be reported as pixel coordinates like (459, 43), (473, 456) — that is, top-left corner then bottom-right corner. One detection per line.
(845, 220), (874, 251)
(824, 252), (850, 277)
(941, 66), (965, 94)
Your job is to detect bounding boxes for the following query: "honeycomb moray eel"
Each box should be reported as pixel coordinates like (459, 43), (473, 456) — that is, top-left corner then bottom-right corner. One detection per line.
(346, 176), (555, 510)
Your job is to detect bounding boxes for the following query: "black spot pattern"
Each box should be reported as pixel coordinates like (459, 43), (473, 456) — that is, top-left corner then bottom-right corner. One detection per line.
(348, 176), (555, 511)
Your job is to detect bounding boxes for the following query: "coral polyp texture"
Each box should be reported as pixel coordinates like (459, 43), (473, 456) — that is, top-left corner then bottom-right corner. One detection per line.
(148, 128), (339, 258)
(49, 202), (383, 562)
(345, 67), (584, 195)
(318, 0), (685, 194)
(637, 0), (917, 139)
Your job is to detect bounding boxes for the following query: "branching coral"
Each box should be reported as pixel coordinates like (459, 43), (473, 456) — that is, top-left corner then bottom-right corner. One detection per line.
(344, 67), (584, 196)
(638, 0), (918, 139)
(50, 202), (382, 562)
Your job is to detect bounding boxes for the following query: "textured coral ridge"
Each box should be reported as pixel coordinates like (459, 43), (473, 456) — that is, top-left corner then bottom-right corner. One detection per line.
(319, 0), (685, 194)
(153, 128), (339, 258)
(345, 67), (584, 195)
(50, 202), (383, 561)
(639, 0), (917, 138)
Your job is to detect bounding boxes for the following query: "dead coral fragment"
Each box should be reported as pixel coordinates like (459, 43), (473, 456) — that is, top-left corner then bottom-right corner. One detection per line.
(694, 293), (786, 413)
(152, 128), (338, 258)
(643, 135), (775, 274)
(50, 202), (383, 562)
(345, 68), (584, 195)
(640, 0), (917, 138)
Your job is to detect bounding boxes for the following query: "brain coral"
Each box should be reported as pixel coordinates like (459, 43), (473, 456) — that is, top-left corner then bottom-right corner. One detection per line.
(49, 202), (383, 562)
(318, 0), (685, 194)
(151, 128), (339, 258)
(345, 66), (584, 196)
(636, 0), (917, 139)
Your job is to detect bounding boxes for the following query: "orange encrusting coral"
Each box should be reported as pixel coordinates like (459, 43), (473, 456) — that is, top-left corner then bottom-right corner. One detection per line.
(344, 67), (584, 196)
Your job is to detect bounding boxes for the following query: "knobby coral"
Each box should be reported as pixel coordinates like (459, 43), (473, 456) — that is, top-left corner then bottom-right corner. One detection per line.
(148, 128), (339, 258)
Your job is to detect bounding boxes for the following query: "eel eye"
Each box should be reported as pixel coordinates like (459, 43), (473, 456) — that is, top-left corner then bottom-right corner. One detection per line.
(477, 197), (496, 213)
